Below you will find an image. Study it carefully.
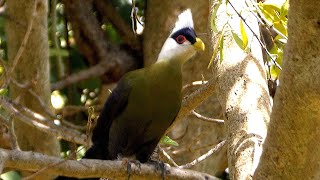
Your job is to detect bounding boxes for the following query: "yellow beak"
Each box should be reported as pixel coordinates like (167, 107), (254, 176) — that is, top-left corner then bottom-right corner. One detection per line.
(193, 38), (205, 51)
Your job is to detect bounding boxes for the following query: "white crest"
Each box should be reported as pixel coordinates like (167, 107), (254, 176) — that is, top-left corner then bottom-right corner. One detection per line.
(170, 9), (194, 36)
(157, 9), (196, 62)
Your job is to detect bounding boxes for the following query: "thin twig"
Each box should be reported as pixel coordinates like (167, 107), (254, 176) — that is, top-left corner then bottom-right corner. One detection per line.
(9, 115), (20, 150)
(182, 80), (208, 91)
(227, 0), (282, 70)
(167, 77), (217, 133)
(159, 146), (179, 167)
(191, 110), (224, 123)
(50, 0), (65, 78)
(178, 140), (226, 169)
(247, 0), (287, 40)
(0, 98), (86, 145)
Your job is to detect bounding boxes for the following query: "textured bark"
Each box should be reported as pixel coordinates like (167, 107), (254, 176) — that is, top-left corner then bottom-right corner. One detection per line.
(212, 0), (271, 179)
(144, 0), (227, 177)
(0, 148), (220, 180)
(5, 0), (60, 179)
(254, 0), (320, 179)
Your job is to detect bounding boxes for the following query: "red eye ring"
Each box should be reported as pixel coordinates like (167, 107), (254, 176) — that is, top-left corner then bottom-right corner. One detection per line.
(176, 35), (187, 44)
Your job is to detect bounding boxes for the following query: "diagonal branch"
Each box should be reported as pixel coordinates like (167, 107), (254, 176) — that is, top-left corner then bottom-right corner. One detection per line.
(167, 77), (217, 133)
(0, 97), (87, 145)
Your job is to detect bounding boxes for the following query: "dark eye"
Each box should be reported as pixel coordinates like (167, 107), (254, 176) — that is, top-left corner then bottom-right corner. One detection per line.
(175, 35), (187, 44)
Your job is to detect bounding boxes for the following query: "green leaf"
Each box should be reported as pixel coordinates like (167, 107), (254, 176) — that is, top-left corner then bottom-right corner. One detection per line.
(274, 21), (287, 37)
(219, 35), (224, 63)
(270, 65), (281, 79)
(1, 171), (21, 180)
(258, 3), (281, 23)
(210, 2), (222, 33)
(208, 29), (225, 68)
(0, 88), (8, 96)
(160, 136), (179, 146)
(231, 31), (244, 50)
(280, 0), (289, 17)
(240, 20), (248, 49)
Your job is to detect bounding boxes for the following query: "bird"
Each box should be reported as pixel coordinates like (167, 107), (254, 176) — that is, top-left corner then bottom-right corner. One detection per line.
(56, 9), (205, 179)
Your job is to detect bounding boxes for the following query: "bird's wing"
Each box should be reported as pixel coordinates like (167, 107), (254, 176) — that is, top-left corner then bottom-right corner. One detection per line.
(85, 76), (132, 160)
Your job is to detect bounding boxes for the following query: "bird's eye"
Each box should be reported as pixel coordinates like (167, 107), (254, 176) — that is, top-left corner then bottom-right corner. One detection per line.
(175, 35), (187, 44)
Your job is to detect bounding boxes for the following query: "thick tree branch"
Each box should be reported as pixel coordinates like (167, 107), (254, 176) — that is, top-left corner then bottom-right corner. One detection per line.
(211, 0), (272, 178)
(0, 148), (219, 180)
(51, 58), (127, 90)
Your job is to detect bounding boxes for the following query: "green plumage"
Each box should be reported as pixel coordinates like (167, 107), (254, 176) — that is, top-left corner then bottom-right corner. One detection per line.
(56, 9), (205, 180)
(108, 59), (183, 161)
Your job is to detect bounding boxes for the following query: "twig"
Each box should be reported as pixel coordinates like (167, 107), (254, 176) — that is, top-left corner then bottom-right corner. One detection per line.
(0, 148), (220, 180)
(182, 80), (208, 91)
(9, 115), (20, 150)
(0, 98), (87, 145)
(227, 0), (282, 70)
(11, 78), (55, 119)
(0, 101), (20, 150)
(191, 110), (224, 123)
(178, 140), (226, 169)
(159, 146), (179, 167)
(167, 77), (217, 133)
(247, 0), (287, 40)
(50, 0), (65, 78)
(51, 59), (121, 90)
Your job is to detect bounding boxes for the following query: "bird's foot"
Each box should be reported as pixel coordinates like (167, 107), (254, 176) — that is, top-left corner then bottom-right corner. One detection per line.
(125, 159), (141, 180)
(148, 160), (168, 180)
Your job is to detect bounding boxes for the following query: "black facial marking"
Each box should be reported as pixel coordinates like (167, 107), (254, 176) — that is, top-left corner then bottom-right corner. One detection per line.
(171, 27), (197, 44)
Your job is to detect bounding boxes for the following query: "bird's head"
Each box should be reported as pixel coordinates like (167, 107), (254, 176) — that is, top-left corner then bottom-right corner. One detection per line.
(157, 9), (205, 63)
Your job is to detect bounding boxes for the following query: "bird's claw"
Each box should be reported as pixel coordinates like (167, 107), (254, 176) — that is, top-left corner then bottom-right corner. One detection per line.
(149, 160), (167, 180)
(126, 160), (141, 180)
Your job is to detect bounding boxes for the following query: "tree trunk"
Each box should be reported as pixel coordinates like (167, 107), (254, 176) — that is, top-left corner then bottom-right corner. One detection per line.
(211, 0), (271, 179)
(144, 0), (227, 177)
(254, 0), (320, 179)
(6, 0), (60, 178)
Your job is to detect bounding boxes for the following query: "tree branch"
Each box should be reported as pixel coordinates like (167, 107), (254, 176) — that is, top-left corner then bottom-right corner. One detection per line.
(167, 77), (217, 133)
(51, 58), (128, 90)
(0, 148), (219, 180)
(93, 0), (141, 51)
(61, 0), (140, 85)
(0, 97), (87, 145)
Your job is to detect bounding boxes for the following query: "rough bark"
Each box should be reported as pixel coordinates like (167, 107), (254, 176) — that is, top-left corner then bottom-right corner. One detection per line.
(144, 0), (227, 177)
(5, 0), (60, 178)
(254, 0), (320, 179)
(211, 0), (271, 179)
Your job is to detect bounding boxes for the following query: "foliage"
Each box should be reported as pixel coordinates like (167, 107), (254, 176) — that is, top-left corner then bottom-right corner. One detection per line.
(209, 0), (289, 80)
